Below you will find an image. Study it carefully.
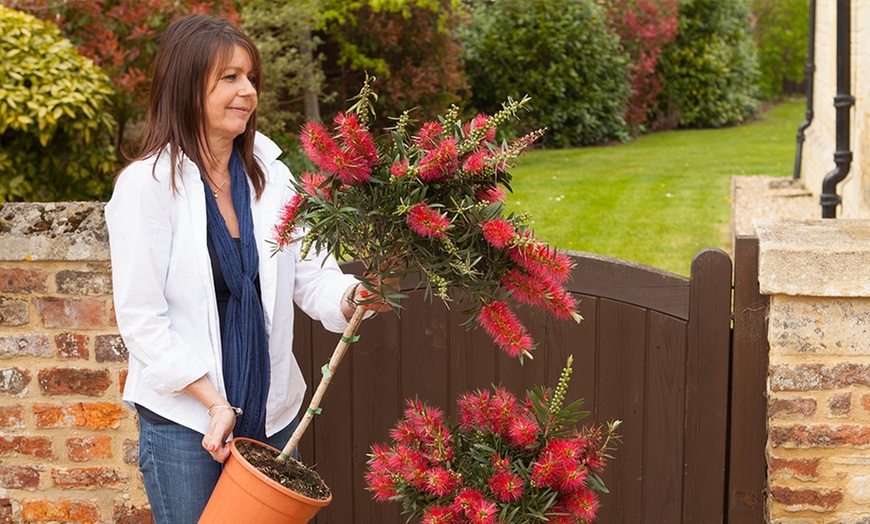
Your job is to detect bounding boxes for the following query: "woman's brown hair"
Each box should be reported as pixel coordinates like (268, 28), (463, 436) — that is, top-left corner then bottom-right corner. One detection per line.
(129, 14), (266, 199)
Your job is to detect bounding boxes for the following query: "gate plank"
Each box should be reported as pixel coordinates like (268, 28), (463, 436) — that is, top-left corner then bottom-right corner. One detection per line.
(683, 249), (733, 523)
(727, 236), (769, 522)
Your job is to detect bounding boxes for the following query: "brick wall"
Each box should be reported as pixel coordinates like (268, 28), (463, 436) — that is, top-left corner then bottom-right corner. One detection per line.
(0, 203), (151, 524)
(758, 219), (870, 522)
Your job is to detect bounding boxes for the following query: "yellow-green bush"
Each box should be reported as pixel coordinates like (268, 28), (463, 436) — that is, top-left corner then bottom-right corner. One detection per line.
(0, 5), (116, 201)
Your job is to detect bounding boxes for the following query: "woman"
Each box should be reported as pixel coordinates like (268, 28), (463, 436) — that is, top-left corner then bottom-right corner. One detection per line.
(105, 14), (382, 523)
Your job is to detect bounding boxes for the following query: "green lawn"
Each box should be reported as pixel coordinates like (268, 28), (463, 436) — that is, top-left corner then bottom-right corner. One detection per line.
(506, 100), (805, 276)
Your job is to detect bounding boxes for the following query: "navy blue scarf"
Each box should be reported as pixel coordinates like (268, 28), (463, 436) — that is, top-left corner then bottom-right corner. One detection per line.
(203, 149), (270, 441)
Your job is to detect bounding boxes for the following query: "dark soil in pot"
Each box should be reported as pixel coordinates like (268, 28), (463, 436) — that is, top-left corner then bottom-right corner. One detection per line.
(235, 439), (331, 500)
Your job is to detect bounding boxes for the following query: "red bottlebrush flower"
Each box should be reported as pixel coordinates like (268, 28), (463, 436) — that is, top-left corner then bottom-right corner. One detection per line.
(489, 387), (520, 436)
(530, 452), (559, 490)
(415, 121), (444, 145)
(507, 415), (540, 449)
(458, 390), (493, 433)
(501, 269), (579, 321)
(555, 461), (588, 492)
(421, 466), (458, 497)
(335, 111), (378, 169)
(488, 468), (525, 502)
(509, 235), (573, 283)
(332, 147), (372, 185)
(476, 185), (507, 204)
(407, 203), (451, 238)
(476, 300), (534, 358)
(365, 470), (399, 502)
(464, 113), (497, 143)
(422, 505), (455, 524)
(481, 218), (516, 249)
(562, 488), (600, 522)
(418, 137), (459, 182)
(390, 158), (413, 178)
(451, 488), (486, 518)
(273, 193), (304, 248)
(462, 150), (490, 176)
(468, 498), (498, 524)
(300, 121), (340, 173)
(299, 171), (330, 199)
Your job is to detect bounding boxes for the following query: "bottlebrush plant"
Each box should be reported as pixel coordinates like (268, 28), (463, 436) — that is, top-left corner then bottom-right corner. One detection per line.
(365, 356), (621, 523)
(274, 77), (582, 360)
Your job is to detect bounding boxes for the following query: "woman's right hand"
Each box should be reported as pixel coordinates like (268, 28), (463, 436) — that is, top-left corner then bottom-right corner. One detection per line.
(202, 408), (236, 463)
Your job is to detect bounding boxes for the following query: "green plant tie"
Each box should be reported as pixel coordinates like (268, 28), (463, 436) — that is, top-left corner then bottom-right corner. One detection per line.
(341, 335), (360, 343)
(307, 407), (323, 415)
(321, 364), (332, 378)
(278, 452), (292, 460)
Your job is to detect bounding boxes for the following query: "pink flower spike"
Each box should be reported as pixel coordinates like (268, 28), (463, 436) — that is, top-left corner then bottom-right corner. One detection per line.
(390, 158), (412, 178)
(415, 121), (444, 145)
(300, 121), (340, 174)
(299, 171), (330, 200)
(273, 193), (304, 248)
(407, 203), (451, 238)
(464, 113), (496, 143)
(481, 218), (516, 249)
(476, 300), (534, 358)
(476, 185), (507, 204)
(563, 488), (600, 522)
(421, 505), (455, 524)
(418, 137), (459, 182)
(462, 150), (490, 176)
(335, 112), (378, 168)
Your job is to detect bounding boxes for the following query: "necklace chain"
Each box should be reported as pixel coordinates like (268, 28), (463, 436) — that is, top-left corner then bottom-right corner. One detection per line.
(207, 170), (229, 198)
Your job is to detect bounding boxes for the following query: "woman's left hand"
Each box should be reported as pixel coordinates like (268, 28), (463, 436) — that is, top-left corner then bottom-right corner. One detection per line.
(202, 409), (236, 463)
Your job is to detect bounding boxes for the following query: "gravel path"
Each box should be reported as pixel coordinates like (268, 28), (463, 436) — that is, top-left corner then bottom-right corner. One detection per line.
(731, 175), (821, 239)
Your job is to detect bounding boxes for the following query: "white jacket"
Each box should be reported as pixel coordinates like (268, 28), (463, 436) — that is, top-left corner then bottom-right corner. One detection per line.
(105, 133), (356, 437)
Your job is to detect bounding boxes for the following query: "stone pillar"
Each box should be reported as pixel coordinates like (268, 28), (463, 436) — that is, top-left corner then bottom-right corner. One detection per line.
(758, 219), (870, 522)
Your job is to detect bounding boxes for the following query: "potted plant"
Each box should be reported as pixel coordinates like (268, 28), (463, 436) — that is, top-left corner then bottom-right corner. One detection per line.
(201, 77), (585, 522)
(366, 356), (621, 523)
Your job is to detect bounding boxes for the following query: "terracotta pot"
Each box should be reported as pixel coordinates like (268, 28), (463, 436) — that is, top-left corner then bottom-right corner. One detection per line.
(198, 437), (332, 524)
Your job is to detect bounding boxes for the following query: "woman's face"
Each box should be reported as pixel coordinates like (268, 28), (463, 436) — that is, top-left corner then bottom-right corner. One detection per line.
(204, 45), (258, 144)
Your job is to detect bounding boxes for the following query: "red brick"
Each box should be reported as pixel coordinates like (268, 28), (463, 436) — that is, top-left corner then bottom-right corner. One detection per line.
(770, 486), (843, 511)
(0, 267), (48, 293)
(0, 436), (53, 458)
(33, 297), (107, 330)
(122, 439), (138, 465)
(67, 435), (112, 462)
(828, 392), (852, 417)
(38, 368), (111, 397)
(0, 334), (51, 357)
(0, 368), (31, 395)
(119, 369), (127, 394)
(860, 394), (870, 414)
(0, 406), (24, 427)
(0, 498), (12, 522)
(113, 499), (154, 524)
(56, 333), (90, 360)
(770, 363), (870, 391)
(769, 456), (821, 481)
(95, 334), (127, 362)
(0, 464), (41, 489)
(55, 268), (112, 296)
(768, 397), (816, 418)
(51, 467), (129, 489)
(770, 424), (870, 448)
(33, 402), (126, 430)
(0, 296), (29, 326)
(20, 498), (101, 524)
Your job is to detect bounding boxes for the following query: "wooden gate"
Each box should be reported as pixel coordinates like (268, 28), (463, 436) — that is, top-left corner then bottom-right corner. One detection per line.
(293, 236), (769, 523)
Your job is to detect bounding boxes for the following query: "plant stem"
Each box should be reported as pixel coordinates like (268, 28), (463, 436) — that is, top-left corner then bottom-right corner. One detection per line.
(278, 304), (367, 460)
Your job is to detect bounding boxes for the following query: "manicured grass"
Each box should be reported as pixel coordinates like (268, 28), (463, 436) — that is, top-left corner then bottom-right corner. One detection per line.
(506, 100), (806, 276)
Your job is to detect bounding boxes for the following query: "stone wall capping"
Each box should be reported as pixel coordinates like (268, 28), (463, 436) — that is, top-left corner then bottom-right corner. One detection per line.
(755, 219), (870, 297)
(0, 202), (109, 262)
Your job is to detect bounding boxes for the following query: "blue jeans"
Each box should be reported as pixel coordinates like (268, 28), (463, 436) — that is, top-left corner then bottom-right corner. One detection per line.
(138, 416), (299, 524)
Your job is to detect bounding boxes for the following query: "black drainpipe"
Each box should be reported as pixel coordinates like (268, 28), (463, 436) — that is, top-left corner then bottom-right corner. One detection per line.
(793, 0), (816, 180)
(820, 0), (854, 218)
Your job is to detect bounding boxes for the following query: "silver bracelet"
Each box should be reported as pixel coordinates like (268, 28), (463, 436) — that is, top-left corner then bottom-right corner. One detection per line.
(208, 405), (243, 417)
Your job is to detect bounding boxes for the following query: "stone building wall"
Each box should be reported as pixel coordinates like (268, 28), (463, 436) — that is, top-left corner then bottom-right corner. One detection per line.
(758, 219), (870, 521)
(801, 0), (870, 218)
(0, 203), (150, 523)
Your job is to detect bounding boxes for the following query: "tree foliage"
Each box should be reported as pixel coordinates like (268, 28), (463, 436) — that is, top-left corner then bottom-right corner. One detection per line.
(656, 0), (760, 128)
(0, 5), (116, 201)
(460, 0), (630, 147)
(6, 0), (238, 155)
(751, 0), (809, 100)
(603, 0), (678, 135)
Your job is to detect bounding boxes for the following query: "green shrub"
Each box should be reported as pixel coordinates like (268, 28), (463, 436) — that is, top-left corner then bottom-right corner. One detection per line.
(751, 0), (809, 100)
(657, 0), (760, 128)
(0, 5), (116, 201)
(460, 0), (630, 147)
